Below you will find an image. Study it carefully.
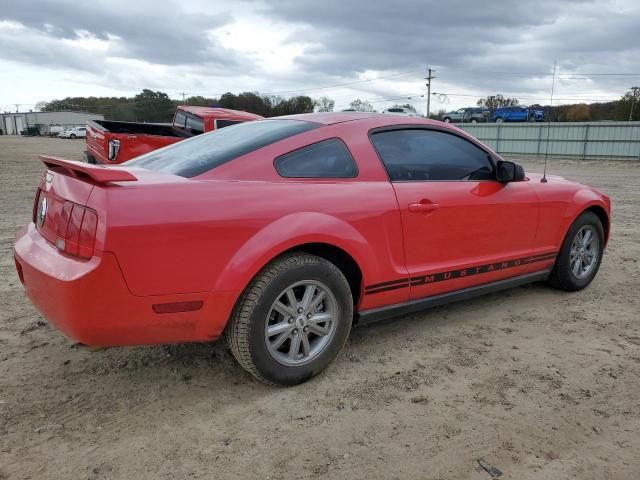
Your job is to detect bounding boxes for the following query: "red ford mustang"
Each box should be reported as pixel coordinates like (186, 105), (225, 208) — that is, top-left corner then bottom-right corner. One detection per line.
(14, 113), (611, 385)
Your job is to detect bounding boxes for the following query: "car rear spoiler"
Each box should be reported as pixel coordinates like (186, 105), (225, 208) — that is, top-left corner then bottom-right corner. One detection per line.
(40, 155), (138, 183)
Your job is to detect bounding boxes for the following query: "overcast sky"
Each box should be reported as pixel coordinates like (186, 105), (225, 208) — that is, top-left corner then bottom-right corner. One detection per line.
(1, 0), (639, 114)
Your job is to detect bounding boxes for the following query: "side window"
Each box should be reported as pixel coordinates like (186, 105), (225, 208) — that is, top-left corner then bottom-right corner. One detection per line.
(173, 111), (187, 128)
(185, 113), (204, 134)
(274, 138), (358, 178)
(370, 129), (494, 182)
(215, 119), (244, 129)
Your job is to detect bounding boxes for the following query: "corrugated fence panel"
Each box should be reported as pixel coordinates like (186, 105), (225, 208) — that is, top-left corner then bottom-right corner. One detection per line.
(458, 121), (640, 160)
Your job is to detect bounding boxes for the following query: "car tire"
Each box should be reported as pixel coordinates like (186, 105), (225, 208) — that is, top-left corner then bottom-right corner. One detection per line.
(443, 117), (451, 123)
(495, 117), (504, 123)
(70, 134), (76, 139)
(226, 253), (353, 386)
(547, 211), (604, 291)
(471, 118), (478, 123)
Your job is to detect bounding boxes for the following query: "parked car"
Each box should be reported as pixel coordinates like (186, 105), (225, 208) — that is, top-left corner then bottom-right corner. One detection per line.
(442, 108), (489, 123)
(382, 106), (422, 117)
(59, 127), (87, 139)
(492, 106), (544, 123)
(14, 113), (610, 385)
(85, 106), (263, 164)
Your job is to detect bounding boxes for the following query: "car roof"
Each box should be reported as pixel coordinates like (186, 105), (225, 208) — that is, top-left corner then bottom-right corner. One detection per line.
(270, 111), (443, 128)
(178, 106), (264, 121)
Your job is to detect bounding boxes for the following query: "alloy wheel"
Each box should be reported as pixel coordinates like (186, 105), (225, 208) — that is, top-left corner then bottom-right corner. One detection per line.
(569, 225), (600, 279)
(265, 280), (338, 366)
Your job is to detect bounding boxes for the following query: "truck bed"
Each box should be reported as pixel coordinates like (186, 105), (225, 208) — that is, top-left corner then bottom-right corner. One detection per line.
(89, 120), (190, 138)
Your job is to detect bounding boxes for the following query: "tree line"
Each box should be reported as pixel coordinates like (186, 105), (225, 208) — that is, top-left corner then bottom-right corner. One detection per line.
(39, 89), (319, 122)
(37, 87), (640, 122)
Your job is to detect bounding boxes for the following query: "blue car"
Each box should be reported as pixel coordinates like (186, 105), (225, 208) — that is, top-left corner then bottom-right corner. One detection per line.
(491, 106), (544, 123)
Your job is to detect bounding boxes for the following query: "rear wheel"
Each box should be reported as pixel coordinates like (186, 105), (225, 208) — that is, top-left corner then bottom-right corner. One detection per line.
(470, 118), (478, 123)
(548, 211), (604, 291)
(443, 117), (451, 123)
(226, 253), (353, 385)
(70, 134), (76, 139)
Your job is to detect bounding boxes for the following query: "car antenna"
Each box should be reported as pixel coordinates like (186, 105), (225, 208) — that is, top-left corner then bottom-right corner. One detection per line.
(541, 60), (557, 183)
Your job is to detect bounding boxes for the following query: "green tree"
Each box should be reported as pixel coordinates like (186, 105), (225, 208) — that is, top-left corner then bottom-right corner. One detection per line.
(398, 103), (417, 113)
(184, 96), (215, 107)
(616, 87), (640, 121)
(430, 108), (447, 120)
(477, 94), (519, 110)
(133, 89), (175, 122)
(349, 99), (375, 112)
(564, 104), (592, 122)
(314, 96), (335, 112)
(272, 96), (315, 116)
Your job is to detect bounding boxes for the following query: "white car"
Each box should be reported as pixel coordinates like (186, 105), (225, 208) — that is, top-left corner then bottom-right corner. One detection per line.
(382, 106), (422, 117)
(59, 126), (87, 139)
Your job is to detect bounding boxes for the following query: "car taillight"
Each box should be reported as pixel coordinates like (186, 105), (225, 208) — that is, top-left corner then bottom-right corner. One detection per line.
(55, 201), (98, 259)
(108, 139), (120, 161)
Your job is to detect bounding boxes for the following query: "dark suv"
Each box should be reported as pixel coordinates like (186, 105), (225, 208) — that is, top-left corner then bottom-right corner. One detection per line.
(442, 108), (489, 124)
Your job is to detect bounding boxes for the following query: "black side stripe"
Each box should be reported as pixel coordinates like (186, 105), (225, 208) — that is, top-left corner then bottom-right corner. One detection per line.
(365, 282), (411, 295)
(364, 252), (558, 296)
(365, 278), (410, 291)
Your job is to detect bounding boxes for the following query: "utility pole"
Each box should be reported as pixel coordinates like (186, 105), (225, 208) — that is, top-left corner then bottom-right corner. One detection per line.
(14, 104), (21, 113)
(629, 86), (639, 121)
(425, 67), (435, 118)
(179, 92), (188, 105)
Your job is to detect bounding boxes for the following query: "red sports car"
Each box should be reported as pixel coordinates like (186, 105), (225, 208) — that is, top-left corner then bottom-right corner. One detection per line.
(14, 113), (611, 385)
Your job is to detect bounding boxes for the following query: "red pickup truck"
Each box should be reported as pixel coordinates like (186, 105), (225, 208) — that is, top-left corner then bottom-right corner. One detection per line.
(84, 106), (262, 164)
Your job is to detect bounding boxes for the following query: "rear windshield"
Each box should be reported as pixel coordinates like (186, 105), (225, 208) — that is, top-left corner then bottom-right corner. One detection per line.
(126, 119), (319, 178)
(215, 119), (244, 129)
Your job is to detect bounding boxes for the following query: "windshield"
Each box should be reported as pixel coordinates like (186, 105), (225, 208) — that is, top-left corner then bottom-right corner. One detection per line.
(126, 119), (320, 178)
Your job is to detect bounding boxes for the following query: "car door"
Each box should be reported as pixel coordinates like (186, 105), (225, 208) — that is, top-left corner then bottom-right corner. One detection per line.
(515, 107), (529, 121)
(369, 127), (539, 300)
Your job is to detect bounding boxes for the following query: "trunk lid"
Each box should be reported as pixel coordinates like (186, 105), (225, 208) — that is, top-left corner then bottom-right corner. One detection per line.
(34, 156), (138, 255)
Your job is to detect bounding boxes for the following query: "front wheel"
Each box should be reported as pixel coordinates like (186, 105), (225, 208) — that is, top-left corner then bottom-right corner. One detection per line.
(226, 253), (353, 385)
(548, 211), (604, 291)
(443, 117), (451, 123)
(495, 117), (504, 123)
(70, 134), (76, 139)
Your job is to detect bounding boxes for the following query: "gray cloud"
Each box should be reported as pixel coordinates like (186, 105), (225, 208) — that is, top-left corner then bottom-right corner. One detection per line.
(0, 0), (237, 66)
(257, 0), (640, 97)
(1, 0), (638, 109)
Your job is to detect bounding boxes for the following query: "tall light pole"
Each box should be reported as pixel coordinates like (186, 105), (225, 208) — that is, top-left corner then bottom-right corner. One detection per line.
(425, 67), (435, 118)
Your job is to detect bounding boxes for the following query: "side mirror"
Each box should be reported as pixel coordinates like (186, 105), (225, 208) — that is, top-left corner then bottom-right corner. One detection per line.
(496, 160), (525, 182)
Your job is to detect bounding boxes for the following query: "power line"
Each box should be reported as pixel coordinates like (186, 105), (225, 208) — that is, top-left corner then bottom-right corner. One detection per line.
(438, 67), (640, 77)
(253, 69), (424, 96)
(432, 91), (619, 102)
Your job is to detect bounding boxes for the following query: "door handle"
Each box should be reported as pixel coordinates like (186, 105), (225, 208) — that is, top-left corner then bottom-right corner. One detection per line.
(408, 202), (440, 213)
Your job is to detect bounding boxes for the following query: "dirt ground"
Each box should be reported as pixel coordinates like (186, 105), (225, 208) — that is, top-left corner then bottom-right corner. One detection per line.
(1, 135), (639, 480)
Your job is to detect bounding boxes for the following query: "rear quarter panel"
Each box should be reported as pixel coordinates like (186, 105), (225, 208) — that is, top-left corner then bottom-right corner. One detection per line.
(97, 121), (408, 311)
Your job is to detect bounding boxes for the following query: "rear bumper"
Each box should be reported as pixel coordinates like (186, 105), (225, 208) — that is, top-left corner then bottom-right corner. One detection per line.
(14, 224), (235, 346)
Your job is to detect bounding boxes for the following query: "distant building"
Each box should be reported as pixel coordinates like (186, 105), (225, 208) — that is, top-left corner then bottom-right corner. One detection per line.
(0, 111), (104, 135)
